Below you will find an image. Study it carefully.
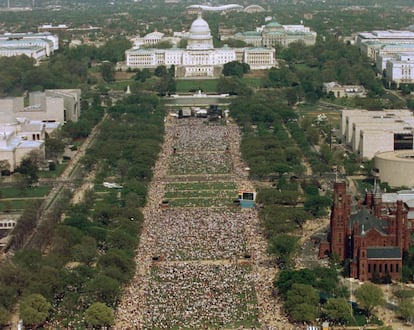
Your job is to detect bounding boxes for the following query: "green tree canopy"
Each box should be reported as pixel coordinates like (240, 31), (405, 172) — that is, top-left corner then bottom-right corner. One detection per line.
(304, 195), (331, 217)
(397, 298), (414, 322)
(20, 294), (51, 327)
(323, 298), (353, 325)
(84, 302), (115, 327)
(267, 234), (299, 267)
(222, 61), (250, 78)
(354, 283), (385, 316)
(101, 61), (115, 82)
(285, 283), (319, 322)
(0, 306), (10, 327)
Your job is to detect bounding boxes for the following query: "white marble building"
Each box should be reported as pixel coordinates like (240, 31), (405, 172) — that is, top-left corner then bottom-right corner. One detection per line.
(0, 45), (46, 62)
(0, 112), (45, 172)
(385, 53), (414, 86)
(0, 32), (59, 62)
(226, 20), (317, 48)
(125, 14), (275, 78)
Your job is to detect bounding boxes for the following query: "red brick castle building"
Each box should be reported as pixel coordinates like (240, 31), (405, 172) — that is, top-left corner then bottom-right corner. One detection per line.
(320, 181), (412, 281)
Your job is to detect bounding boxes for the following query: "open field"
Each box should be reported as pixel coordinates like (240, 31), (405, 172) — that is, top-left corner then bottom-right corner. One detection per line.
(0, 185), (52, 198)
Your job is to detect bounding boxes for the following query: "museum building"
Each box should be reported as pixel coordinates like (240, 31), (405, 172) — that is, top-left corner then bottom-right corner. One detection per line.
(319, 182), (412, 281)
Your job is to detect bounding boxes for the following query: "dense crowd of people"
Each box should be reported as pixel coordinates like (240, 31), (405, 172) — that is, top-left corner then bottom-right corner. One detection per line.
(144, 263), (258, 329)
(149, 209), (248, 261)
(169, 151), (233, 175)
(115, 117), (289, 329)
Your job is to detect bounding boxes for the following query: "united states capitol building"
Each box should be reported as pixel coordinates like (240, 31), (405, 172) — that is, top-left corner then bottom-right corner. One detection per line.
(124, 14), (275, 78)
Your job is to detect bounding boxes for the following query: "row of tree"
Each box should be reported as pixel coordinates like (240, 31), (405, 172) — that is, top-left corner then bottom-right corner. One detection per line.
(0, 94), (164, 328)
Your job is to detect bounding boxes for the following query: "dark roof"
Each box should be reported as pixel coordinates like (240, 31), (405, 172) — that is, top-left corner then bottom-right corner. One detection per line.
(367, 247), (402, 260)
(349, 208), (388, 236)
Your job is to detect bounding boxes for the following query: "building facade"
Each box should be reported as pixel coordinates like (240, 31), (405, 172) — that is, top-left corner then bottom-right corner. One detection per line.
(375, 151), (414, 187)
(229, 19), (317, 48)
(320, 182), (411, 281)
(0, 89), (80, 124)
(340, 109), (414, 159)
(0, 89), (80, 172)
(0, 32), (59, 62)
(0, 112), (45, 172)
(323, 82), (366, 98)
(356, 30), (414, 55)
(385, 53), (414, 86)
(125, 14), (275, 78)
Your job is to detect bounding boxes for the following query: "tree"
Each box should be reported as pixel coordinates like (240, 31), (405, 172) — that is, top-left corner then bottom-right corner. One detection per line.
(285, 283), (319, 322)
(19, 294), (51, 327)
(216, 77), (252, 96)
(0, 283), (17, 310)
(135, 68), (152, 82)
(97, 249), (136, 283)
(285, 87), (299, 106)
(154, 74), (176, 96)
(15, 151), (41, 185)
(45, 134), (65, 160)
(304, 195), (331, 217)
(222, 61), (250, 78)
(96, 37), (131, 63)
(154, 65), (168, 77)
(84, 302), (115, 327)
(13, 172), (29, 194)
(101, 61), (115, 82)
(354, 283), (385, 317)
(323, 298), (352, 325)
(267, 234), (298, 267)
(0, 306), (10, 327)
(397, 299), (414, 323)
(178, 38), (188, 48)
(85, 275), (120, 305)
(72, 236), (98, 265)
(0, 159), (11, 175)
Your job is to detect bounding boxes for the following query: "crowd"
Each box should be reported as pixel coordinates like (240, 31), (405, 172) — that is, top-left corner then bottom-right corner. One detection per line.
(144, 263), (257, 329)
(169, 151), (233, 175)
(149, 208), (248, 261)
(170, 120), (230, 152)
(115, 117), (290, 329)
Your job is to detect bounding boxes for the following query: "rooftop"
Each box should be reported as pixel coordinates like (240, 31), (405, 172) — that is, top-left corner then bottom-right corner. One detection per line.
(366, 246), (401, 259)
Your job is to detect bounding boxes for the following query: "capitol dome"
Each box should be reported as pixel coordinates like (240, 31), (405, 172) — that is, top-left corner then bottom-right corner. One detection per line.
(190, 15), (210, 34)
(187, 14), (214, 50)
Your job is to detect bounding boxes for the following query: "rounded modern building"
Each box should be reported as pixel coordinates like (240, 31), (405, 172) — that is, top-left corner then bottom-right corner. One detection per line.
(244, 5), (265, 13)
(375, 150), (414, 187)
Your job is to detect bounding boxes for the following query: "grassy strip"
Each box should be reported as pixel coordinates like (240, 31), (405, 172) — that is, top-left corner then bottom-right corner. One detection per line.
(0, 199), (35, 211)
(166, 181), (237, 191)
(0, 185), (52, 198)
(168, 197), (236, 207)
(165, 190), (236, 199)
(38, 163), (68, 178)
